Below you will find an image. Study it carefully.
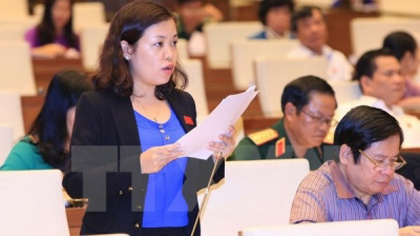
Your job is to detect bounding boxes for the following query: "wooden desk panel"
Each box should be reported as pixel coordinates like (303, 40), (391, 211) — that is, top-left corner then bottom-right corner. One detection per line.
(32, 58), (84, 91)
(66, 207), (85, 236)
(21, 95), (45, 134)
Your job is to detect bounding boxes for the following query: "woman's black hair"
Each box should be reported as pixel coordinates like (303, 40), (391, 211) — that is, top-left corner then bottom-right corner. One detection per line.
(28, 70), (92, 170)
(383, 31), (418, 61)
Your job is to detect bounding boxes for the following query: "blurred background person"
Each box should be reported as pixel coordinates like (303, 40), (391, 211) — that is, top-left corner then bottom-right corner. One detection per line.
(383, 31), (420, 106)
(175, 0), (223, 40)
(287, 6), (353, 81)
(174, 0), (223, 56)
(25, 0), (80, 58)
(250, 0), (295, 39)
(0, 70), (91, 171)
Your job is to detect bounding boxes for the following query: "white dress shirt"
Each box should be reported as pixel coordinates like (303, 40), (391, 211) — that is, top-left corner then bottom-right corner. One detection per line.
(332, 95), (420, 148)
(287, 44), (353, 81)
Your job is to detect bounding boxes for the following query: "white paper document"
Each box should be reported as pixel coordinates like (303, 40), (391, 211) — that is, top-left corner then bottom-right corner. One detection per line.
(177, 86), (258, 159)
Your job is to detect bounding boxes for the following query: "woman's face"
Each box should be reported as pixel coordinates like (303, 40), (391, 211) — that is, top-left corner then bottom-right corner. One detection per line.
(122, 19), (178, 91)
(52, 0), (71, 30)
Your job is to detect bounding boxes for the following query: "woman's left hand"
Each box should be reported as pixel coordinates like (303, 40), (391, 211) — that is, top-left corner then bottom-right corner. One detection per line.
(208, 125), (236, 161)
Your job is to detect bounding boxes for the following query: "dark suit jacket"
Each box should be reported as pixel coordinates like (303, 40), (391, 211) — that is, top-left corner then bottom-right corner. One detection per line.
(63, 89), (223, 235)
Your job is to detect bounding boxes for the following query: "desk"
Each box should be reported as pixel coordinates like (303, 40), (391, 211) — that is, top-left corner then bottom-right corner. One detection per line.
(21, 95), (44, 133)
(66, 207), (85, 236)
(32, 58), (84, 92)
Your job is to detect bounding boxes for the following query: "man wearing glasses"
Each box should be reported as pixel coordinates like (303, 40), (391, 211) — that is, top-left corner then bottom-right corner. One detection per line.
(229, 75), (337, 170)
(290, 106), (420, 234)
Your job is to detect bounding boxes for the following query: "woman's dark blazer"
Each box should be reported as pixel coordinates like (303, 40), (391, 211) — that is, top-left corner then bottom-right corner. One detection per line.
(63, 89), (224, 235)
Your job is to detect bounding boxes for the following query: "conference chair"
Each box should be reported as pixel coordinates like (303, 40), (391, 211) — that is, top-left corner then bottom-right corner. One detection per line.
(182, 59), (209, 121)
(198, 159), (310, 236)
(0, 170), (129, 236)
(351, 17), (420, 58)
(328, 80), (362, 105)
(0, 25), (27, 43)
(73, 2), (106, 33)
(0, 170), (69, 236)
(80, 24), (110, 72)
(0, 42), (37, 96)
(0, 0), (28, 21)
(239, 219), (399, 236)
(204, 21), (263, 69)
(293, 0), (334, 9)
(379, 0), (420, 17)
(231, 39), (298, 90)
(0, 90), (25, 141)
(233, 116), (245, 147)
(177, 38), (189, 61)
(254, 57), (328, 117)
(0, 124), (13, 166)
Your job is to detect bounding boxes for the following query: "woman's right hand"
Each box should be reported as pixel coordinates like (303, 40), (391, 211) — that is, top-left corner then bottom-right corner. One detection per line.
(140, 143), (185, 174)
(31, 43), (66, 58)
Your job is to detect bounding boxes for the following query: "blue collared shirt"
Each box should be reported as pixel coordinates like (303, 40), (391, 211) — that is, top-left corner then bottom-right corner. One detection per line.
(134, 107), (188, 227)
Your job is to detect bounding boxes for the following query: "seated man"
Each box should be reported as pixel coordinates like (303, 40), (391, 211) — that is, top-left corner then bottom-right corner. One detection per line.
(335, 48), (420, 148)
(250, 0), (295, 39)
(287, 6), (353, 81)
(290, 105), (420, 235)
(230, 75), (337, 170)
(174, 0), (223, 40)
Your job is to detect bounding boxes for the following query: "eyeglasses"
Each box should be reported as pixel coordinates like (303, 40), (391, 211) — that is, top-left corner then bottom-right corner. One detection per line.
(358, 149), (406, 171)
(300, 109), (338, 127)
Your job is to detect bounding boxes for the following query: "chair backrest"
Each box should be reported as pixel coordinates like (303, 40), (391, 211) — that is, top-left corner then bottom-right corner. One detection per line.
(0, 91), (25, 141)
(198, 159), (310, 236)
(0, 0), (28, 20)
(328, 81), (362, 105)
(0, 42), (37, 96)
(351, 17), (420, 58)
(80, 24), (109, 72)
(0, 123), (14, 166)
(255, 57), (328, 116)
(182, 59), (208, 120)
(0, 170), (70, 236)
(231, 39), (299, 90)
(379, 0), (420, 17)
(233, 116), (245, 147)
(0, 24), (27, 42)
(204, 21), (263, 69)
(294, 0), (334, 9)
(240, 219), (399, 236)
(177, 38), (189, 61)
(73, 2), (106, 33)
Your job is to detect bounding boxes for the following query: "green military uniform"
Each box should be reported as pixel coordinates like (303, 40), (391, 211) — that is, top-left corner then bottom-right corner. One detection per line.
(229, 119), (333, 170)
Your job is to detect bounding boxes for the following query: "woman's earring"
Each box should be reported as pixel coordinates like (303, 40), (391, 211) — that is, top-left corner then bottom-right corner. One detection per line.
(125, 55), (130, 60)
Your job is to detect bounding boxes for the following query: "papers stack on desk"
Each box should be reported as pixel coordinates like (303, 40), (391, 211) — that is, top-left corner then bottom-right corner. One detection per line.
(177, 86), (258, 159)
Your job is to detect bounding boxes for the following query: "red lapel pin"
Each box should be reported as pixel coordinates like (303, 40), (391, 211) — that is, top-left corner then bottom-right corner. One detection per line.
(184, 116), (194, 125)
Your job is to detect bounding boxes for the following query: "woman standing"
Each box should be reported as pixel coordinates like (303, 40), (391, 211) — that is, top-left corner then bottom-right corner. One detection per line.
(63, 1), (235, 235)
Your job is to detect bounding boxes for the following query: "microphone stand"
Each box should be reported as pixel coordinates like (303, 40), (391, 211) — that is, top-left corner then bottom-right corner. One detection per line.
(190, 158), (222, 236)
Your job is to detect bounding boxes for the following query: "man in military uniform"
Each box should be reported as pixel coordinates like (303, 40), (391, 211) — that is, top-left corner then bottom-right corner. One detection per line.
(229, 75), (337, 170)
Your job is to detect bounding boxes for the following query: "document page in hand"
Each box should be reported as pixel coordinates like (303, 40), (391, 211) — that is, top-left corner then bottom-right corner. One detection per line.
(177, 86), (258, 159)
